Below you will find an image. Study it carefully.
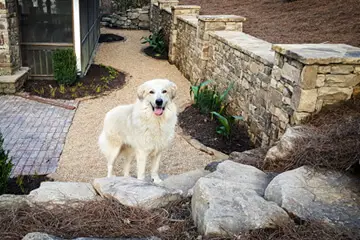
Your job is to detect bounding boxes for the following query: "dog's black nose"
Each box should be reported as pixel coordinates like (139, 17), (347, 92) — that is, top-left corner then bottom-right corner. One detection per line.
(155, 98), (163, 106)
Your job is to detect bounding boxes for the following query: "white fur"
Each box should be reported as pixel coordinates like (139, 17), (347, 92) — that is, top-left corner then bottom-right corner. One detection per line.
(98, 79), (178, 183)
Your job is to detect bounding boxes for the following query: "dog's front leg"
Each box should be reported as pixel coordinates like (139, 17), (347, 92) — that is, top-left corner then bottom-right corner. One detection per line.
(136, 151), (148, 180)
(151, 153), (162, 184)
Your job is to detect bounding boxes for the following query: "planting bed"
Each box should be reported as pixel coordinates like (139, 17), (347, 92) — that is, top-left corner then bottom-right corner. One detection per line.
(24, 64), (126, 100)
(142, 46), (168, 60)
(98, 33), (125, 43)
(5, 175), (52, 195)
(178, 105), (252, 154)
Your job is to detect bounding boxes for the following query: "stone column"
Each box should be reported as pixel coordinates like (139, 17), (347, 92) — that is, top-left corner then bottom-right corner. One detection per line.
(157, 0), (178, 10)
(0, 0), (29, 94)
(168, 5), (201, 64)
(267, 44), (360, 143)
(194, 15), (246, 82)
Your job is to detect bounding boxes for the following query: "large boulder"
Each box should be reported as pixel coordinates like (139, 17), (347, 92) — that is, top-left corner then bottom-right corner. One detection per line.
(265, 166), (360, 229)
(93, 177), (182, 209)
(192, 160), (290, 236)
(159, 169), (209, 196)
(0, 194), (30, 208)
(28, 182), (98, 204)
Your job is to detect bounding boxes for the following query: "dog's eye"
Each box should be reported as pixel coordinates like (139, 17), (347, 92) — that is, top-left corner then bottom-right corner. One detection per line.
(162, 90), (167, 94)
(149, 90), (155, 94)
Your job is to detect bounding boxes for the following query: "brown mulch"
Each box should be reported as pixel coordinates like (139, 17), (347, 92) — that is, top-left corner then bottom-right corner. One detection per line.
(178, 106), (252, 154)
(143, 46), (168, 60)
(264, 96), (360, 173)
(24, 64), (126, 100)
(5, 175), (52, 195)
(180, 0), (360, 47)
(98, 33), (125, 43)
(1, 198), (359, 240)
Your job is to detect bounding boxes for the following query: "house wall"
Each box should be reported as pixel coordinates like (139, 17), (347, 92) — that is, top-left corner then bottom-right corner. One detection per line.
(150, 2), (360, 147)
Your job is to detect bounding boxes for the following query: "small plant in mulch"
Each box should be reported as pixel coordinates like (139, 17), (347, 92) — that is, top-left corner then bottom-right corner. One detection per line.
(24, 64), (126, 100)
(141, 29), (168, 60)
(179, 80), (251, 154)
(0, 133), (13, 195)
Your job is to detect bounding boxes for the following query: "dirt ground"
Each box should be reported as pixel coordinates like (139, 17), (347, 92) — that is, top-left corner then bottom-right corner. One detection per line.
(180, 0), (360, 47)
(53, 29), (214, 182)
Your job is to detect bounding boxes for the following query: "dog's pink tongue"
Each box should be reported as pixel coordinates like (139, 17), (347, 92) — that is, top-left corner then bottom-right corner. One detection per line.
(154, 108), (163, 116)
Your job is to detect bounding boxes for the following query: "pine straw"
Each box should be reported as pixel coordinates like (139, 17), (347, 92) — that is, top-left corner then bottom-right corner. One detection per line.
(264, 96), (360, 173)
(1, 198), (359, 240)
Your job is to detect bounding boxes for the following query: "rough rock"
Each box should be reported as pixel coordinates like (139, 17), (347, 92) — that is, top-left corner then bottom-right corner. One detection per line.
(192, 160), (290, 236)
(139, 13), (149, 22)
(0, 194), (30, 208)
(159, 169), (209, 196)
(22, 232), (161, 240)
(265, 126), (311, 161)
(28, 182), (98, 203)
(265, 166), (360, 229)
(139, 21), (150, 29)
(205, 160), (271, 195)
(93, 177), (182, 209)
(192, 177), (290, 236)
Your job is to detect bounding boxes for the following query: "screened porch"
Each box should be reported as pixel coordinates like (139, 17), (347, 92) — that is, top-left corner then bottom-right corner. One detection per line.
(18, 0), (100, 79)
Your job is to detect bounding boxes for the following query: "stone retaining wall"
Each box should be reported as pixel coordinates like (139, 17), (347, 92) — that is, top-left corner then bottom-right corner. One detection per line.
(101, 5), (150, 29)
(150, 2), (360, 146)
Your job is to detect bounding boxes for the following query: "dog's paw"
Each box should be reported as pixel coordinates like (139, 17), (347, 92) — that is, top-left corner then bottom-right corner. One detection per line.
(152, 177), (163, 184)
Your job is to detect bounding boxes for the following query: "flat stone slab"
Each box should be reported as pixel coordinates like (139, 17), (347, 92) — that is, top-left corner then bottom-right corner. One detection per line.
(272, 44), (360, 64)
(0, 95), (76, 176)
(159, 169), (209, 196)
(93, 177), (182, 209)
(0, 194), (30, 208)
(265, 166), (360, 229)
(28, 182), (98, 203)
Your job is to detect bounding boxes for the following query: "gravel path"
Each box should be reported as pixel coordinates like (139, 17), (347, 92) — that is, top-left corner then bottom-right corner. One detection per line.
(54, 29), (214, 182)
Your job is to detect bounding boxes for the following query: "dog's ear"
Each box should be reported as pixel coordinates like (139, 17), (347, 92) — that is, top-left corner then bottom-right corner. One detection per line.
(168, 81), (177, 100)
(137, 84), (147, 100)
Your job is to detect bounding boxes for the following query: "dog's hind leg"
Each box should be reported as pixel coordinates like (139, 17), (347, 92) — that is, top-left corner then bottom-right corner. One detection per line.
(135, 150), (148, 180)
(120, 146), (134, 177)
(98, 132), (121, 177)
(151, 153), (162, 184)
(106, 146), (121, 177)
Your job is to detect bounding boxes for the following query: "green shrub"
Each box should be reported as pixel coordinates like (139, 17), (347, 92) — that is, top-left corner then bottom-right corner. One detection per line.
(141, 29), (167, 56)
(211, 112), (243, 138)
(0, 133), (13, 195)
(190, 80), (234, 115)
(53, 49), (78, 86)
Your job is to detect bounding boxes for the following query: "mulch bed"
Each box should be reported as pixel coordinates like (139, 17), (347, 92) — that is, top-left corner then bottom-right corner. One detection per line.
(1, 198), (359, 240)
(98, 33), (125, 43)
(24, 64), (126, 100)
(5, 175), (52, 195)
(178, 106), (252, 154)
(142, 46), (168, 60)
(180, 0), (360, 47)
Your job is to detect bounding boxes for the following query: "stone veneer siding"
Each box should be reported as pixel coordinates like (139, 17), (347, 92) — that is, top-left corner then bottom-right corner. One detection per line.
(0, 0), (21, 75)
(150, 2), (360, 147)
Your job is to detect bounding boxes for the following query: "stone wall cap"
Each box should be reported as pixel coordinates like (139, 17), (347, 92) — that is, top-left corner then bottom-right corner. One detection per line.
(178, 15), (198, 28)
(172, 5), (201, 10)
(209, 31), (274, 66)
(272, 44), (360, 64)
(0, 67), (30, 83)
(198, 15), (246, 22)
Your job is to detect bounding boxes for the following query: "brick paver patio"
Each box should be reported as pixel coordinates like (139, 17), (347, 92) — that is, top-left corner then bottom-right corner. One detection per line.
(0, 95), (76, 177)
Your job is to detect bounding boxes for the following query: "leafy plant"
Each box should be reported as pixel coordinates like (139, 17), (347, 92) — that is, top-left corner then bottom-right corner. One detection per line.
(141, 29), (167, 56)
(59, 84), (66, 94)
(0, 132), (13, 194)
(190, 80), (234, 115)
(32, 87), (45, 95)
(211, 112), (243, 138)
(49, 86), (57, 97)
(16, 175), (25, 193)
(52, 48), (78, 86)
(95, 85), (102, 93)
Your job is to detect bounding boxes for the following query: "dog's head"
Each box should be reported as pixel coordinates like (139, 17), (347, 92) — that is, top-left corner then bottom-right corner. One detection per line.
(137, 79), (177, 116)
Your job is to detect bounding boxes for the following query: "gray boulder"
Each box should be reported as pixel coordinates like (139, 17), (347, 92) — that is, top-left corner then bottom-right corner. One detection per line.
(28, 182), (98, 204)
(229, 148), (267, 168)
(93, 177), (181, 209)
(0, 194), (30, 208)
(192, 160), (290, 236)
(159, 169), (209, 196)
(192, 177), (290, 236)
(265, 166), (360, 229)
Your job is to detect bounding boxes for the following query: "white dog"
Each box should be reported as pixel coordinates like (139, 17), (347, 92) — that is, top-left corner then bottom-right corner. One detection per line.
(98, 79), (177, 183)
